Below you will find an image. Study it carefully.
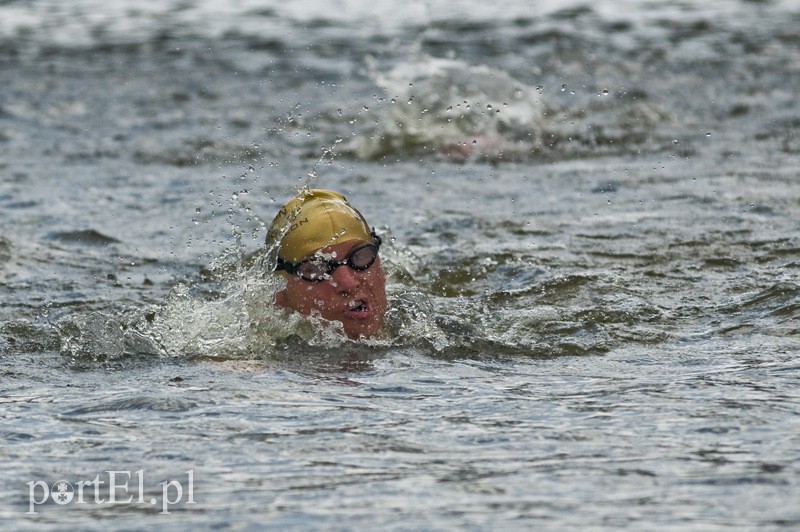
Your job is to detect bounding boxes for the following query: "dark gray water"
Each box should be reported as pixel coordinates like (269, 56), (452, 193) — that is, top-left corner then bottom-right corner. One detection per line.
(1, 0), (799, 528)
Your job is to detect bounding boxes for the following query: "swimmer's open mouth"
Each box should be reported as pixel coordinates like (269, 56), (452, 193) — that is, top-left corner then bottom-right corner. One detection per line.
(345, 299), (370, 315)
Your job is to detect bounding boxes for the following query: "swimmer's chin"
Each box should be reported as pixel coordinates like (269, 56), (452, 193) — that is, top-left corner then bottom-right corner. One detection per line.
(274, 290), (384, 340)
(340, 320), (385, 341)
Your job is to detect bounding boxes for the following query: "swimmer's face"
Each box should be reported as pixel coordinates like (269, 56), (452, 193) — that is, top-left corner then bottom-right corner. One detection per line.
(275, 239), (387, 340)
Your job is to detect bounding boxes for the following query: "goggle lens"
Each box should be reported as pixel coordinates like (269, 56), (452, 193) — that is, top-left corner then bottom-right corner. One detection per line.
(276, 234), (381, 282)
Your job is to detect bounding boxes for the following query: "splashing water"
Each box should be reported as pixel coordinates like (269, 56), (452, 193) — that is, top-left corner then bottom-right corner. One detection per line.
(146, 236), (455, 357)
(55, 233), (452, 361)
(347, 56), (544, 160)
(344, 54), (675, 162)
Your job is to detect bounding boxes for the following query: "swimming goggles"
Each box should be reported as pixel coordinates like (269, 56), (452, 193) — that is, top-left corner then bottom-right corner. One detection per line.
(275, 233), (382, 282)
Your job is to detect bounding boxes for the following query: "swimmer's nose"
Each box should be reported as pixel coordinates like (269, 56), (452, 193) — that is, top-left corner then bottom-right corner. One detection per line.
(330, 264), (361, 293)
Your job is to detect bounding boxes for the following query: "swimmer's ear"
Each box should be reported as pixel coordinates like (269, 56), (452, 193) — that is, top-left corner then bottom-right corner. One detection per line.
(275, 289), (289, 308)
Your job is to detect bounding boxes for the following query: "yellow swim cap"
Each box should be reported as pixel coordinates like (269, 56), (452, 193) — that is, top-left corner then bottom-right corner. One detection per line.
(267, 188), (372, 265)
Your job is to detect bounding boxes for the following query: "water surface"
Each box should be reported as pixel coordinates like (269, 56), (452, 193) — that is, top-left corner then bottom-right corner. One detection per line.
(1, 0), (799, 528)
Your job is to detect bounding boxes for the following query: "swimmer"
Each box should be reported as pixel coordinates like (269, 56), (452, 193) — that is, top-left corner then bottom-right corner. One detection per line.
(266, 189), (387, 340)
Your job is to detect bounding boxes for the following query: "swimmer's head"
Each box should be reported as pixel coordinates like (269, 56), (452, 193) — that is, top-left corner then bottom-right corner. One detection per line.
(267, 188), (387, 340)
(266, 188), (373, 268)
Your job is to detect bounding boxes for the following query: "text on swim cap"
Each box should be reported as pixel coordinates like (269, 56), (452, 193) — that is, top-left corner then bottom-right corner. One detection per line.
(287, 217), (309, 234)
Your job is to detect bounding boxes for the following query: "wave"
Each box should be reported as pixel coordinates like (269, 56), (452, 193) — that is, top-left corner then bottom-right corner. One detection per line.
(343, 55), (675, 162)
(52, 236), (649, 363)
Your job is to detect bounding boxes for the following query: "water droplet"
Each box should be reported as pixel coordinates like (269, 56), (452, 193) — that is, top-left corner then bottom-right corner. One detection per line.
(561, 84), (567, 92)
